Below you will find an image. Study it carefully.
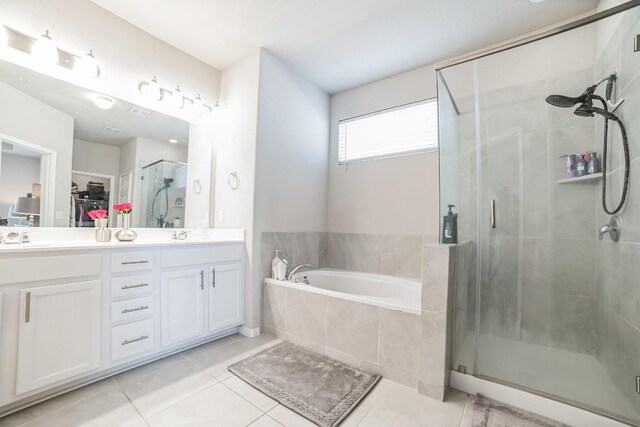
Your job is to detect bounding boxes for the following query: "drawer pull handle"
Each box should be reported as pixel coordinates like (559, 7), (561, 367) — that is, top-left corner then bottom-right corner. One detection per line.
(200, 270), (204, 290)
(122, 335), (149, 346)
(121, 305), (149, 314)
(25, 292), (31, 323)
(121, 260), (149, 265)
(212, 268), (216, 288)
(121, 283), (149, 290)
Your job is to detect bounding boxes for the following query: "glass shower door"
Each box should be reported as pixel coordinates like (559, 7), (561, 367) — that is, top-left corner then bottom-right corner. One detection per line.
(469, 10), (640, 424)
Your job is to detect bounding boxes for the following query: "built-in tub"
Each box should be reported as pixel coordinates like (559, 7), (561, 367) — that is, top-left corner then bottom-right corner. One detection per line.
(265, 268), (421, 315)
(262, 268), (423, 387)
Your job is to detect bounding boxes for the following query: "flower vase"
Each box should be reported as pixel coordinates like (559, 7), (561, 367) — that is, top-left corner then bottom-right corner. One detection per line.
(95, 217), (111, 242)
(115, 213), (137, 242)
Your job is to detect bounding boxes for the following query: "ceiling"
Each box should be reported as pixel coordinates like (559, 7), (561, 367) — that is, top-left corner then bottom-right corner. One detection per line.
(91, 0), (599, 94)
(0, 60), (190, 147)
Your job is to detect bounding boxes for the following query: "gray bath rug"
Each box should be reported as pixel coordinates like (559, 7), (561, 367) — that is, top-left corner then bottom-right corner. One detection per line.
(228, 341), (380, 427)
(470, 395), (570, 427)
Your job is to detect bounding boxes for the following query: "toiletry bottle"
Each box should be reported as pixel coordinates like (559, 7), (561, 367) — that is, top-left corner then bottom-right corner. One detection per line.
(271, 250), (288, 280)
(560, 154), (577, 177)
(576, 153), (587, 177)
(174, 217), (181, 228)
(588, 152), (600, 174)
(442, 204), (458, 244)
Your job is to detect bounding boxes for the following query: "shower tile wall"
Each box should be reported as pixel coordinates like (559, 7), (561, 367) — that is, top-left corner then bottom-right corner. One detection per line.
(456, 69), (600, 355)
(260, 232), (429, 281)
(594, 6), (640, 412)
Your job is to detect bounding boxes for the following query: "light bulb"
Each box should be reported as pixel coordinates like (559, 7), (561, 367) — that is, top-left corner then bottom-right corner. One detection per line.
(0, 24), (7, 49)
(77, 50), (98, 78)
(32, 30), (58, 66)
(145, 76), (161, 101)
(93, 96), (113, 110)
(171, 85), (183, 109)
(192, 94), (204, 115)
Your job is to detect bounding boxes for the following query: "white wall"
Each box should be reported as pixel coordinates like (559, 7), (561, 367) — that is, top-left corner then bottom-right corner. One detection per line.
(72, 139), (121, 178)
(0, 0), (221, 123)
(214, 49), (262, 329)
(328, 65), (439, 238)
(254, 51), (330, 234)
(0, 153), (40, 223)
(0, 81), (74, 227)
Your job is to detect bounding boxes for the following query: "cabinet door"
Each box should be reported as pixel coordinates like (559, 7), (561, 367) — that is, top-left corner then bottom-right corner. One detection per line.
(16, 281), (101, 395)
(161, 268), (205, 347)
(208, 263), (243, 332)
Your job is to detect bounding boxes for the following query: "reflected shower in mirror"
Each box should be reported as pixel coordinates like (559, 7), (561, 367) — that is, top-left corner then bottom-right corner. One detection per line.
(0, 58), (192, 228)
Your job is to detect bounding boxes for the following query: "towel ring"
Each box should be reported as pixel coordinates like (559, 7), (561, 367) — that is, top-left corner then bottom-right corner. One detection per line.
(192, 178), (202, 195)
(228, 172), (239, 190)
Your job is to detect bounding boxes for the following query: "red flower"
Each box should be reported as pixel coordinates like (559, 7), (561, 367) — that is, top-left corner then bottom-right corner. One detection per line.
(88, 209), (107, 219)
(113, 202), (132, 213)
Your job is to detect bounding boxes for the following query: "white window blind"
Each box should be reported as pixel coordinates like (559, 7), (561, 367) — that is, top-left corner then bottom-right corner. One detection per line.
(338, 99), (438, 164)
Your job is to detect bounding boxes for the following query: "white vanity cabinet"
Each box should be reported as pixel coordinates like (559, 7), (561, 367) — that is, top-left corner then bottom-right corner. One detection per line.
(15, 281), (101, 395)
(0, 239), (245, 416)
(208, 263), (243, 332)
(160, 268), (206, 347)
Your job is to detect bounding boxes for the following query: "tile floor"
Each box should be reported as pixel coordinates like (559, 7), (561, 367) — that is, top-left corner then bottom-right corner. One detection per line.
(0, 333), (473, 427)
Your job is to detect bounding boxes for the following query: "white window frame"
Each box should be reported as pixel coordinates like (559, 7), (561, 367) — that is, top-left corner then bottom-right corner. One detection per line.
(338, 98), (438, 165)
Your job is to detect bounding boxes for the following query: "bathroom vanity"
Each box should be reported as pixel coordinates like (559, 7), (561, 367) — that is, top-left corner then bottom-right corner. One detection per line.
(0, 232), (245, 416)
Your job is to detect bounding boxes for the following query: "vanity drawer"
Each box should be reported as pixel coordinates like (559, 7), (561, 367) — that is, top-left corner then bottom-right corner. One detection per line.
(111, 274), (153, 299)
(111, 318), (154, 361)
(111, 252), (154, 273)
(111, 296), (153, 324)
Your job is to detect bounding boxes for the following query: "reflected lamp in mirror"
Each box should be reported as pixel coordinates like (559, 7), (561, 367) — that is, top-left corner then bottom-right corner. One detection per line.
(14, 193), (40, 227)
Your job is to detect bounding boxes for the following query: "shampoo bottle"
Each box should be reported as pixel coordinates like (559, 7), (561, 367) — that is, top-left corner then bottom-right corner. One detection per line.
(442, 204), (458, 244)
(576, 153), (587, 177)
(271, 250), (288, 280)
(588, 152), (600, 174)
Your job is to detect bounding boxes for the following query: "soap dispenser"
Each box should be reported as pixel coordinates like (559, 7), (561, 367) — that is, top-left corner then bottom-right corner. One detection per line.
(271, 250), (288, 280)
(442, 204), (458, 244)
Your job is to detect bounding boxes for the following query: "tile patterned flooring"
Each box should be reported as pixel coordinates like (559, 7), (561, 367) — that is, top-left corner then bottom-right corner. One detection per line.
(0, 333), (472, 427)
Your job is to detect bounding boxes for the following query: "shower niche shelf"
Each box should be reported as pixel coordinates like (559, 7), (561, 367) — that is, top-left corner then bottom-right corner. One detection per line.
(557, 173), (602, 184)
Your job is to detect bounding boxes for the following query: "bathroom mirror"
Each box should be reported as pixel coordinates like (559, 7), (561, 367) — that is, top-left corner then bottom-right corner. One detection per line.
(0, 58), (205, 229)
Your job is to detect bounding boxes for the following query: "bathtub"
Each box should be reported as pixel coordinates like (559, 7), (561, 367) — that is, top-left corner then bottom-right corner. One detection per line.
(264, 269), (421, 314)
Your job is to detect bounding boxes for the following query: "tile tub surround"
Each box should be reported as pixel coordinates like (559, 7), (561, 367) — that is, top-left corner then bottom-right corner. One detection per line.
(262, 281), (422, 388)
(260, 231), (435, 282)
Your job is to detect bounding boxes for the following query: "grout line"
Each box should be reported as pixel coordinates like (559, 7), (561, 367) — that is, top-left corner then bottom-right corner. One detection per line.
(121, 387), (146, 424)
(141, 382), (221, 422)
(220, 379), (277, 416)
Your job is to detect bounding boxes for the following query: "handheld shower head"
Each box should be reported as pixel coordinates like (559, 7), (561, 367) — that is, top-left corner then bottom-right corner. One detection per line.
(545, 85), (596, 108)
(163, 177), (174, 187)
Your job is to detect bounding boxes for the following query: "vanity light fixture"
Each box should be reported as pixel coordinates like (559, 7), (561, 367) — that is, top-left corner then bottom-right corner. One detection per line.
(192, 93), (204, 115)
(93, 95), (114, 110)
(147, 76), (162, 101)
(0, 24), (7, 48)
(32, 30), (58, 66)
(170, 85), (184, 109)
(77, 50), (98, 79)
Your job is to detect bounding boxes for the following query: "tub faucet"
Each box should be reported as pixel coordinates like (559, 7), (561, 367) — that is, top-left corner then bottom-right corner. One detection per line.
(287, 264), (315, 282)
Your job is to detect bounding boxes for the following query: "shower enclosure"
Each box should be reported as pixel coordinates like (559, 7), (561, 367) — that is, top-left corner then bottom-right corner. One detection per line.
(140, 160), (187, 228)
(438, 4), (640, 425)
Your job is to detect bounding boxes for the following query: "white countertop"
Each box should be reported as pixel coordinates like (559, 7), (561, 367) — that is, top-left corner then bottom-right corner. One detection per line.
(0, 227), (245, 254)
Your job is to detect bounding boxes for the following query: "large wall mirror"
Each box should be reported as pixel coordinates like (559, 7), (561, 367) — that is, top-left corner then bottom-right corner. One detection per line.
(0, 58), (208, 228)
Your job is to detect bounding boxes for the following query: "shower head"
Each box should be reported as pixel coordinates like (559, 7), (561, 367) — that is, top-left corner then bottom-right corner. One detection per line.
(573, 104), (595, 117)
(545, 85), (596, 108)
(163, 177), (174, 187)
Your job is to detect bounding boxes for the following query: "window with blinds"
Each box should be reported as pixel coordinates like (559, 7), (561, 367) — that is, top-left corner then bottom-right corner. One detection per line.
(338, 98), (438, 164)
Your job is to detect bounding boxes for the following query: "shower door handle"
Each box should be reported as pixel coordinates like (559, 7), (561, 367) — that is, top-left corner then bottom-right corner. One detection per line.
(490, 199), (496, 229)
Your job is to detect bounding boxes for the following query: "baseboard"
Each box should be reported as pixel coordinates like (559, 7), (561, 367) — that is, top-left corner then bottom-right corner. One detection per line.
(238, 325), (261, 338)
(450, 371), (629, 427)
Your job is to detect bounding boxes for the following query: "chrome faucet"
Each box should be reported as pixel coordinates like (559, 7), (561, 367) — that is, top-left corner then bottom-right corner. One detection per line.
(599, 215), (621, 241)
(171, 230), (188, 240)
(287, 263), (315, 282)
